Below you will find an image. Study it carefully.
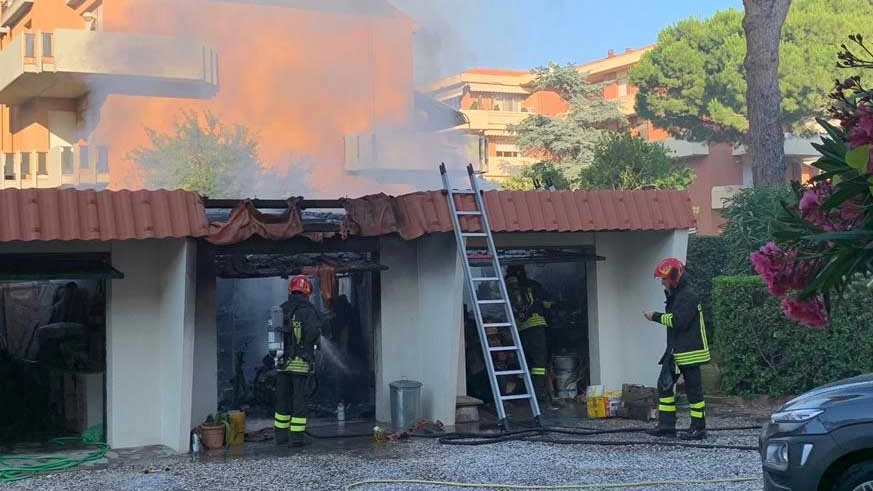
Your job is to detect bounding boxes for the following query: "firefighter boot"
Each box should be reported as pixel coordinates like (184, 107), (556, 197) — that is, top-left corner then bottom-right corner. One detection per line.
(290, 431), (305, 447)
(274, 428), (289, 446)
(679, 418), (707, 441)
(646, 425), (677, 438)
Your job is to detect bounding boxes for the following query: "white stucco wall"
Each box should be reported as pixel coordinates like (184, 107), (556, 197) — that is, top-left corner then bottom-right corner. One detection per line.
(377, 233), (464, 425)
(106, 239), (198, 451)
(589, 230), (689, 391)
(191, 248), (217, 427)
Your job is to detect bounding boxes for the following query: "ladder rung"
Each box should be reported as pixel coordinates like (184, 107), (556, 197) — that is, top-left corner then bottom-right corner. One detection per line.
(456, 211), (482, 216)
(472, 277), (499, 282)
(462, 232), (488, 237)
(466, 254), (493, 261)
(494, 370), (524, 376)
(488, 346), (518, 352)
(477, 299), (506, 304)
(483, 322), (512, 328)
(501, 394), (532, 401)
(452, 189), (476, 195)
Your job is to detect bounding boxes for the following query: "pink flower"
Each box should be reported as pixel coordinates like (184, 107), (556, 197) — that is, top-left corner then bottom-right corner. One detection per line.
(797, 182), (863, 232)
(781, 296), (828, 328)
(750, 242), (807, 297)
(847, 104), (873, 149)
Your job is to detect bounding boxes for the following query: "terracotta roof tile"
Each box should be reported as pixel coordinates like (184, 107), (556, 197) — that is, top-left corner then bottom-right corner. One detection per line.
(342, 189), (695, 240)
(0, 188), (209, 242)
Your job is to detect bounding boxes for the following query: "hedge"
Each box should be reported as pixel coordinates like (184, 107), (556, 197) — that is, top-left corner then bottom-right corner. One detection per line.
(687, 235), (729, 341)
(712, 275), (873, 396)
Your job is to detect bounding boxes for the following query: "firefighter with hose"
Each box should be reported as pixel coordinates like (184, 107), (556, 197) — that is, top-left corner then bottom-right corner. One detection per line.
(274, 275), (324, 447)
(643, 258), (710, 440)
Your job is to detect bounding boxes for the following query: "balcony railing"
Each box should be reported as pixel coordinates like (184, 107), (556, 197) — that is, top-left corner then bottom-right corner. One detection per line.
(1, 144), (110, 189)
(0, 29), (219, 104)
(463, 110), (533, 134)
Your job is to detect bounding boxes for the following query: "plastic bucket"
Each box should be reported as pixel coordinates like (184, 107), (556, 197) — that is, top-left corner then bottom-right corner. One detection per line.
(228, 411), (246, 446)
(389, 380), (422, 430)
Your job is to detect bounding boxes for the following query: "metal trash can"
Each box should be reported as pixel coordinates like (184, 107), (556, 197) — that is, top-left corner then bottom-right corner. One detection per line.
(389, 380), (422, 430)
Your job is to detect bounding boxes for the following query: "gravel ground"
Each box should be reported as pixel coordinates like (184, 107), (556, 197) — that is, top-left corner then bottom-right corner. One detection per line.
(6, 416), (765, 491)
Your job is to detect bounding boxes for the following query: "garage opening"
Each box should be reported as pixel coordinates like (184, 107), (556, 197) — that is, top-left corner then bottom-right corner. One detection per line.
(0, 253), (119, 447)
(208, 227), (383, 429)
(463, 247), (593, 413)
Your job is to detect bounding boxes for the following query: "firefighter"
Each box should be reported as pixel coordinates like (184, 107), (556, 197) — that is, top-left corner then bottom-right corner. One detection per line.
(644, 258), (710, 440)
(506, 265), (552, 403)
(274, 275), (323, 447)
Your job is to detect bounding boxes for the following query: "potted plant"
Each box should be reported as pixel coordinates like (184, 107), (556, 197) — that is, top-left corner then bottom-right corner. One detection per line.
(198, 412), (230, 450)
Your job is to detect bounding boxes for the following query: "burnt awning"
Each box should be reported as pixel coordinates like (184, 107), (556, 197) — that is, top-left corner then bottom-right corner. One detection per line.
(0, 253), (124, 281)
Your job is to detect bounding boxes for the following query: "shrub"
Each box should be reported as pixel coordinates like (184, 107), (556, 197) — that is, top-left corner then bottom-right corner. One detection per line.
(686, 235), (729, 340)
(720, 186), (793, 275)
(712, 275), (873, 396)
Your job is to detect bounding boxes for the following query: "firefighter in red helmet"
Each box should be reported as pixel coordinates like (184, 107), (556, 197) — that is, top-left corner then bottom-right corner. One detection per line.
(643, 258), (710, 440)
(274, 275), (324, 447)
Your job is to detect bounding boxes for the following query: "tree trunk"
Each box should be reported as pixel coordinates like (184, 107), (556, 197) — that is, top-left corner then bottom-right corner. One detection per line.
(743, 0), (791, 187)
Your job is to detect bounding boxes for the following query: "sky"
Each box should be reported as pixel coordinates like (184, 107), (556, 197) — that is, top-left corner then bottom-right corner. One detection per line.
(389, 0), (743, 82)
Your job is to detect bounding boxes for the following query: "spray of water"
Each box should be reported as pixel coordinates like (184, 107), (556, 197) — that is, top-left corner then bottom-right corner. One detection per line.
(318, 336), (352, 375)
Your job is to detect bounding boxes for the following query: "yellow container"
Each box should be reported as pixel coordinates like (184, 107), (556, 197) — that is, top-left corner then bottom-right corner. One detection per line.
(228, 411), (246, 446)
(586, 396), (609, 419)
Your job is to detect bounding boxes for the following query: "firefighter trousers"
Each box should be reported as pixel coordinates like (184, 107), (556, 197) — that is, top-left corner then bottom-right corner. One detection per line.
(274, 371), (308, 445)
(657, 362), (705, 430)
(520, 326), (548, 401)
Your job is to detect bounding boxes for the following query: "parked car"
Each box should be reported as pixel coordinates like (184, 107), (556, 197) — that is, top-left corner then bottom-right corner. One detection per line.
(761, 373), (873, 491)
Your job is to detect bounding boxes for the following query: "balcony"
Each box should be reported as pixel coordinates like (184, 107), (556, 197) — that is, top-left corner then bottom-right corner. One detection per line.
(484, 156), (539, 180)
(0, 0), (33, 28)
(462, 110), (534, 135)
(1, 144), (110, 189)
(0, 29), (218, 105)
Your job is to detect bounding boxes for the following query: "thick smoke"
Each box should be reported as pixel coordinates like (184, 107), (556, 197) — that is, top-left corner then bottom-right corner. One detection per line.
(80, 0), (476, 198)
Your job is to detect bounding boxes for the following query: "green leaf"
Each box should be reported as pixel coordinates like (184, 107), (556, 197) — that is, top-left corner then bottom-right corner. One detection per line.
(846, 145), (871, 172)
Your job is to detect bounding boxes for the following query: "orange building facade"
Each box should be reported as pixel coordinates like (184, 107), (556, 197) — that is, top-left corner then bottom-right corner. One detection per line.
(426, 47), (821, 235)
(0, 0), (464, 196)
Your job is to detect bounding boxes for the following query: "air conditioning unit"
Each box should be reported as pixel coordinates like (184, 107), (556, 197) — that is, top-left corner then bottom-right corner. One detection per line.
(711, 184), (749, 210)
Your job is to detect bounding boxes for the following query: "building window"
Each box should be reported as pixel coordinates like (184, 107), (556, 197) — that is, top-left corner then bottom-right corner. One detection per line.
(61, 147), (74, 174)
(20, 153), (30, 176)
(618, 76), (629, 98)
(79, 146), (90, 169)
(97, 147), (109, 173)
(496, 151), (519, 158)
(37, 152), (47, 176)
(4, 153), (14, 179)
(490, 93), (523, 112)
(42, 33), (53, 57)
(24, 33), (35, 58)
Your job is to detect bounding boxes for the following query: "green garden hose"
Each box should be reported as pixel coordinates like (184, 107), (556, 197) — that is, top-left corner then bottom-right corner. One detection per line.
(0, 437), (108, 482)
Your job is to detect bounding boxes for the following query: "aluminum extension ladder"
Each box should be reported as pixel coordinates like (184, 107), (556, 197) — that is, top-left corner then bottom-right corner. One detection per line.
(439, 163), (542, 429)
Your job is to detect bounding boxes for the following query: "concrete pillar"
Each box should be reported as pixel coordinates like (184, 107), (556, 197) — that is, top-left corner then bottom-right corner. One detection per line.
(376, 233), (464, 425)
(106, 239), (197, 451)
(589, 230), (689, 391)
(191, 245), (217, 430)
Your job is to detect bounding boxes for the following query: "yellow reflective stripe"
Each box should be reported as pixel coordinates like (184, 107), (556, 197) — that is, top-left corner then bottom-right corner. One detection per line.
(289, 425), (306, 433)
(543, 301), (554, 309)
(291, 417), (307, 424)
(659, 397), (676, 404)
(519, 314), (547, 330)
(274, 421), (290, 429)
(658, 404), (677, 412)
(531, 368), (546, 376)
(675, 349), (711, 365)
(699, 305), (710, 351)
(274, 413), (291, 422)
(690, 410), (705, 419)
(689, 401), (706, 410)
(660, 313), (673, 328)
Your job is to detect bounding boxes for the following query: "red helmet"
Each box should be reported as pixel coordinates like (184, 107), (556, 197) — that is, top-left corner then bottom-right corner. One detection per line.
(654, 258), (685, 289)
(289, 275), (312, 296)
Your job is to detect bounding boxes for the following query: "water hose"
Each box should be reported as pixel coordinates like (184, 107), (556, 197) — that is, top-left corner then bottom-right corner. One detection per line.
(0, 437), (108, 483)
(344, 476), (760, 490)
(305, 424), (762, 451)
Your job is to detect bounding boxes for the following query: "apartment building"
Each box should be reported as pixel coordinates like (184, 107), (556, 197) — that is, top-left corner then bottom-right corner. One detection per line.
(0, 0), (219, 190)
(424, 47), (667, 181)
(425, 46), (824, 235)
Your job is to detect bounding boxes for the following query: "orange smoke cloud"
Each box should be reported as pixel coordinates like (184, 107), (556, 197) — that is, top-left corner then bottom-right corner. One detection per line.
(93, 0), (417, 197)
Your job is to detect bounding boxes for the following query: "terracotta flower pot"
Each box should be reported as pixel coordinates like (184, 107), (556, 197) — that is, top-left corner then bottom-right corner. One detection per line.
(199, 423), (226, 450)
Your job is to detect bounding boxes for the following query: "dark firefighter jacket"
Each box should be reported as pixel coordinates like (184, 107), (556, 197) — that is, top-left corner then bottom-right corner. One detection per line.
(279, 294), (324, 374)
(652, 277), (711, 367)
(512, 279), (553, 331)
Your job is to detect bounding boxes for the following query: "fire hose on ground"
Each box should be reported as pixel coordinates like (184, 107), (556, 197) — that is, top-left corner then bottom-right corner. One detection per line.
(0, 437), (109, 483)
